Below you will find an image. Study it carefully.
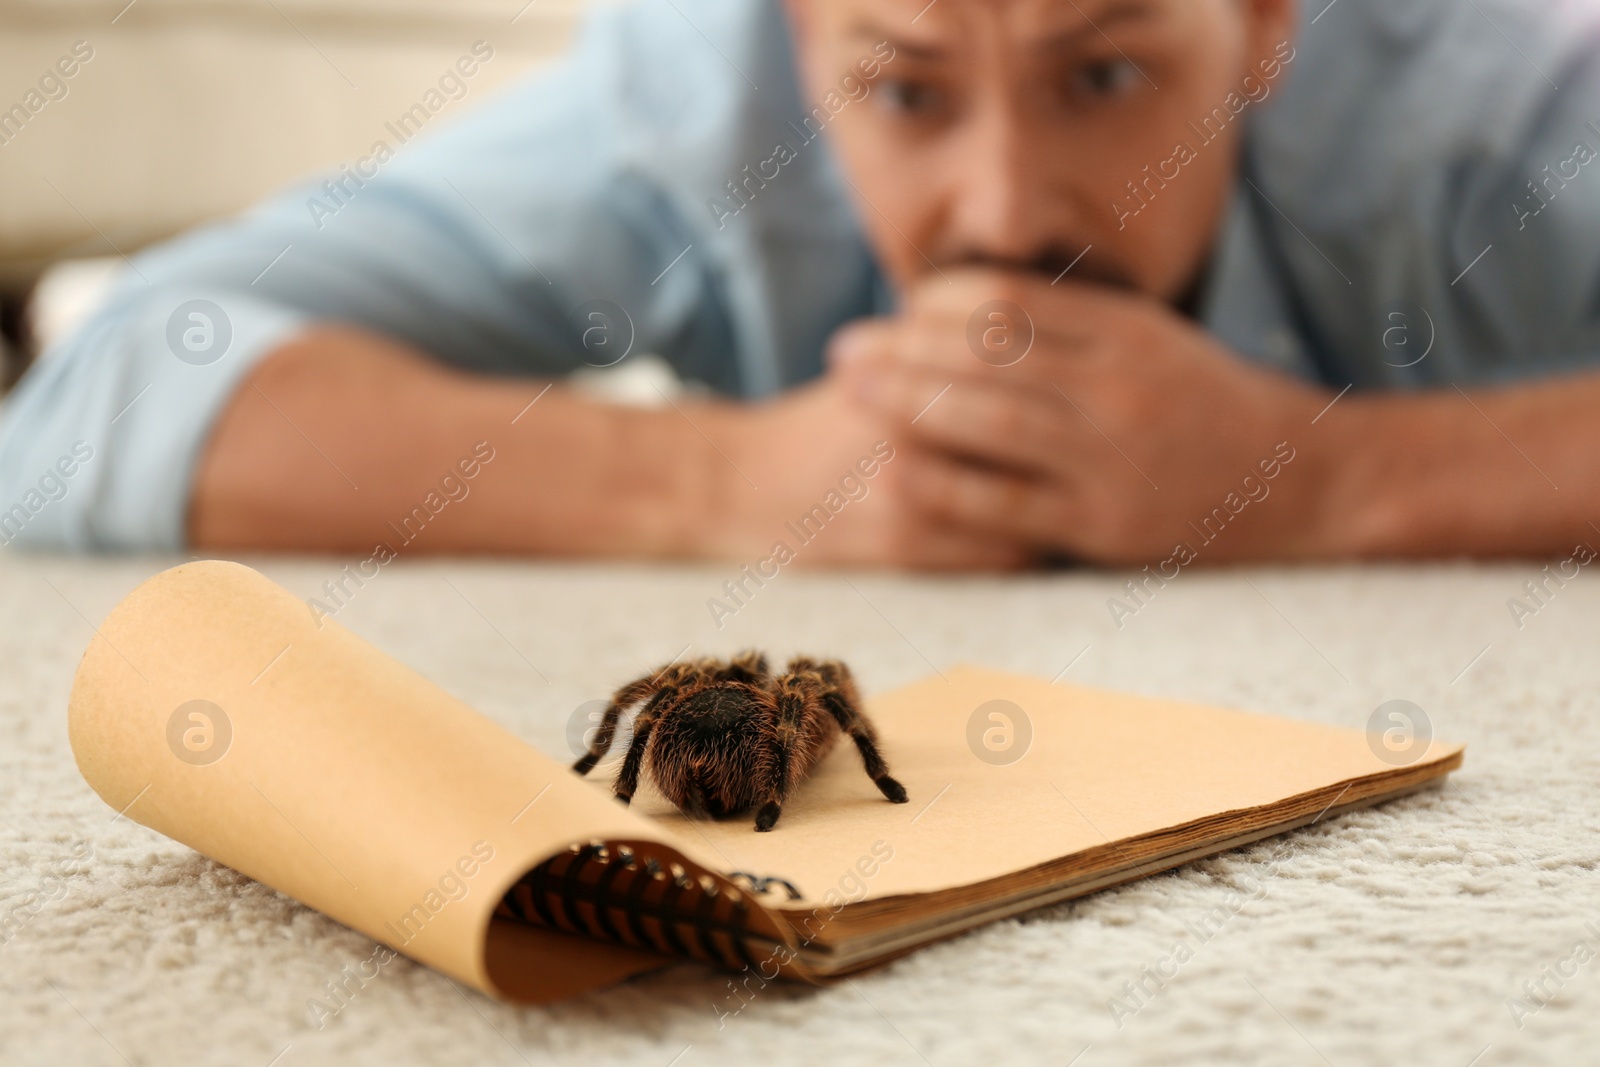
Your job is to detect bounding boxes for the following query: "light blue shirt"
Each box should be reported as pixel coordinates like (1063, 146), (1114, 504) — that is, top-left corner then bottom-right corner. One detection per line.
(4, 0), (1600, 550)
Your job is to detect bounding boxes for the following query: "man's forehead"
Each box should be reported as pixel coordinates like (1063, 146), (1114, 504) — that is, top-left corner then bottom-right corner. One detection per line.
(799, 0), (1171, 49)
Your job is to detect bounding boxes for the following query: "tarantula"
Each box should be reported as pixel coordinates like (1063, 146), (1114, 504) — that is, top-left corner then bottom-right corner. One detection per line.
(571, 651), (908, 831)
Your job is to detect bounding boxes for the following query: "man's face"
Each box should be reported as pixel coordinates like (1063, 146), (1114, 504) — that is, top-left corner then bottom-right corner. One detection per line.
(789, 0), (1296, 303)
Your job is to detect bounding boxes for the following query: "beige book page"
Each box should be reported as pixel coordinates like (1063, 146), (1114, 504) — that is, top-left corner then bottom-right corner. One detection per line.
(66, 560), (785, 1004)
(621, 666), (1464, 912)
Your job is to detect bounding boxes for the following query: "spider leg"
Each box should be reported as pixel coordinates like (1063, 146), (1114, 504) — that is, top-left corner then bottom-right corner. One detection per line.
(574, 658), (706, 775)
(612, 691), (673, 805)
(572, 673), (661, 776)
(807, 660), (909, 805)
(716, 649), (770, 683)
(754, 680), (807, 831)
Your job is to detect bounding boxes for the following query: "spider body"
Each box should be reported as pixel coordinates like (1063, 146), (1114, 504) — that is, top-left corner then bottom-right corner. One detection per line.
(572, 651), (908, 831)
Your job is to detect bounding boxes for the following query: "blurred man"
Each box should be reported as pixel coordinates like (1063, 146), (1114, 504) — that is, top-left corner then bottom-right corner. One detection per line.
(3, 0), (1599, 567)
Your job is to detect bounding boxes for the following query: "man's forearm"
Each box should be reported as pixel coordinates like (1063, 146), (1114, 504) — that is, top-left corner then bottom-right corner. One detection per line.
(1317, 371), (1600, 558)
(189, 326), (724, 556)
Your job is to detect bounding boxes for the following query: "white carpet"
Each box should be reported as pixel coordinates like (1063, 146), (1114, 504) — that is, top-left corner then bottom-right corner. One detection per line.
(2, 552), (1596, 1067)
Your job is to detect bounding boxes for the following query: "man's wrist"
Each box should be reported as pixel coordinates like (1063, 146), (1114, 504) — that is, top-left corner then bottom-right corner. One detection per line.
(1305, 387), (1521, 558)
(685, 397), (773, 561)
(605, 398), (724, 559)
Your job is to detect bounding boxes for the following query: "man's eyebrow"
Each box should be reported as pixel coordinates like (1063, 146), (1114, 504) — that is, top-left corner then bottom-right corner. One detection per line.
(846, 1), (1162, 60)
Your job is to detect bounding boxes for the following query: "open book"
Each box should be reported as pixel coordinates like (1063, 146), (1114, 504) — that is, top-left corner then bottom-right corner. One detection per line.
(68, 562), (1464, 1003)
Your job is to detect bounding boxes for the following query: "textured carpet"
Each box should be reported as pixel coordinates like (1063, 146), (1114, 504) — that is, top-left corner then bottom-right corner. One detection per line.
(2, 552), (1596, 1067)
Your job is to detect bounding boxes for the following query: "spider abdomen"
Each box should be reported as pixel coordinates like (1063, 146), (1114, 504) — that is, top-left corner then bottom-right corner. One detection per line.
(647, 684), (839, 819)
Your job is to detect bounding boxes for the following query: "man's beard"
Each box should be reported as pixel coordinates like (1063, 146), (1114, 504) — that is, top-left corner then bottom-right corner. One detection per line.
(936, 246), (1140, 290)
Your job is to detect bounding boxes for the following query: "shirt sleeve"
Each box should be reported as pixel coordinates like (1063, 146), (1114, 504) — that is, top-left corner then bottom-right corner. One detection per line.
(1451, 43), (1600, 384)
(0, 289), (307, 551)
(0, 0), (772, 552)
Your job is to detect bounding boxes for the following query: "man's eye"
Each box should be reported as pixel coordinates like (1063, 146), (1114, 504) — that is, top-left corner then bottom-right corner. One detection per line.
(877, 79), (945, 115)
(1072, 58), (1144, 98)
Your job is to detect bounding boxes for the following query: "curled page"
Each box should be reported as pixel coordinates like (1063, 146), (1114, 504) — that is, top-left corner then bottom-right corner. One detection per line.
(66, 560), (787, 1003)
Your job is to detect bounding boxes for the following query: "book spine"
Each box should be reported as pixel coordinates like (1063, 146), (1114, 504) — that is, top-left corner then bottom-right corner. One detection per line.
(494, 841), (772, 972)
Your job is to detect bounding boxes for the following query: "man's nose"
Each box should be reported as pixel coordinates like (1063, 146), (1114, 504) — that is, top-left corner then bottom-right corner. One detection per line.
(943, 101), (1071, 267)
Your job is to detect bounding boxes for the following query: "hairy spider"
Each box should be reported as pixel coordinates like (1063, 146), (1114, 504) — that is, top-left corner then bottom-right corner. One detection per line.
(571, 651), (908, 831)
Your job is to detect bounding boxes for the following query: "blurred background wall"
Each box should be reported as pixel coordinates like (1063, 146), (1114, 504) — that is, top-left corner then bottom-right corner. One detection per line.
(0, 0), (587, 387)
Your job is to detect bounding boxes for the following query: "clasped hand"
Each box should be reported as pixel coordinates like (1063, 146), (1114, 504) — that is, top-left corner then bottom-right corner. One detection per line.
(826, 270), (1335, 565)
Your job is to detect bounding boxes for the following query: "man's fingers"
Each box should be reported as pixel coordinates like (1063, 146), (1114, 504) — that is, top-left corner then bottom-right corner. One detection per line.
(832, 313), (1101, 387)
(826, 318), (898, 372)
(903, 268), (1145, 333)
(892, 520), (1036, 572)
(850, 367), (1077, 474)
(898, 450), (1075, 546)
(830, 318), (975, 377)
